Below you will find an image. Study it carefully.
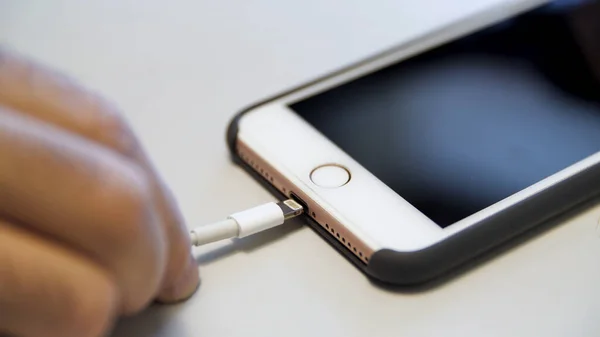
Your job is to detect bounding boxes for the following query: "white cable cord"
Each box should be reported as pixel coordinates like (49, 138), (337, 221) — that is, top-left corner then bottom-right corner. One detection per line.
(190, 218), (239, 246)
(189, 199), (304, 247)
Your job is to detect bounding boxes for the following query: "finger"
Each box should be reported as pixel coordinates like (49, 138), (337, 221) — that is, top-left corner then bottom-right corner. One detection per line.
(0, 48), (199, 302)
(0, 48), (135, 154)
(0, 106), (166, 314)
(0, 219), (117, 337)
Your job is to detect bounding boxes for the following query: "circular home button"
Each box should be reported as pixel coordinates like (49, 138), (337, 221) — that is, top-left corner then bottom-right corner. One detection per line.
(310, 164), (351, 188)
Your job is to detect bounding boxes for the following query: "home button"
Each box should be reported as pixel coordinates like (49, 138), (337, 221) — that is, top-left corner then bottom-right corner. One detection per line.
(310, 164), (351, 188)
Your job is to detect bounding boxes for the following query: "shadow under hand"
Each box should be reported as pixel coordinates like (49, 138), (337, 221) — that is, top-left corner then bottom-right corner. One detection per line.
(193, 217), (303, 266)
(110, 303), (187, 337)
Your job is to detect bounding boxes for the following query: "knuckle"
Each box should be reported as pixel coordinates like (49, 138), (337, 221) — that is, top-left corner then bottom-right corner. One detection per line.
(99, 163), (155, 249)
(94, 104), (139, 157)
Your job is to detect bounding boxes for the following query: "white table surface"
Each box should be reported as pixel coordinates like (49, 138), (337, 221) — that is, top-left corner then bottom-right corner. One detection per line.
(2, 1), (600, 336)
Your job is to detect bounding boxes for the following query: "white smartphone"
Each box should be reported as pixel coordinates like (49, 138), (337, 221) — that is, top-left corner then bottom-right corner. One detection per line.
(227, 7), (600, 285)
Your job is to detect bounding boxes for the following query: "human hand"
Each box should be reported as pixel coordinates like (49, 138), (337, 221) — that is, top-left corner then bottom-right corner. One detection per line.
(0, 49), (199, 337)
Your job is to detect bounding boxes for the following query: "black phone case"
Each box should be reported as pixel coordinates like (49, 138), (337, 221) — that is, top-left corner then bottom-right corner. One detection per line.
(226, 10), (600, 287)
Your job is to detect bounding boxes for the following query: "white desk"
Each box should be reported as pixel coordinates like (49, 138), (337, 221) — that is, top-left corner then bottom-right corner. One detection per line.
(2, 1), (600, 336)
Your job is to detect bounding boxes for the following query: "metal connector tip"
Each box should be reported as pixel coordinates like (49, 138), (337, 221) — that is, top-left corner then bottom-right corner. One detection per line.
(277, 199), (304, 220)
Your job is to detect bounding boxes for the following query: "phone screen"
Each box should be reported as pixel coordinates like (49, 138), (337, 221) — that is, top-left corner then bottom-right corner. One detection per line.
(291, 16), (600, 227)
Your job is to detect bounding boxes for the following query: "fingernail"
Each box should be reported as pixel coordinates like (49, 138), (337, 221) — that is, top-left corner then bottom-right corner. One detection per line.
(156, 255), (200, 303)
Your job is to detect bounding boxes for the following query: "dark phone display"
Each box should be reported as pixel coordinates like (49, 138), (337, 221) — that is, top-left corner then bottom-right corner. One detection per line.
(291, 16), (600, 227)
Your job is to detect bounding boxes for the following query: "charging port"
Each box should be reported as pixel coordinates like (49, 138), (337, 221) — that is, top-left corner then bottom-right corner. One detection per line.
(289, 192), (309, 216)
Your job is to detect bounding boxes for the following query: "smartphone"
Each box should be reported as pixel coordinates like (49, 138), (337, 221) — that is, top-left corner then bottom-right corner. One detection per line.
(226, 8), (600, 285)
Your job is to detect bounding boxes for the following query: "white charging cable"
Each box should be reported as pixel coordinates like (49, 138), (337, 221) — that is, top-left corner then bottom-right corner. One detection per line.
(189, 199), (304, 246)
